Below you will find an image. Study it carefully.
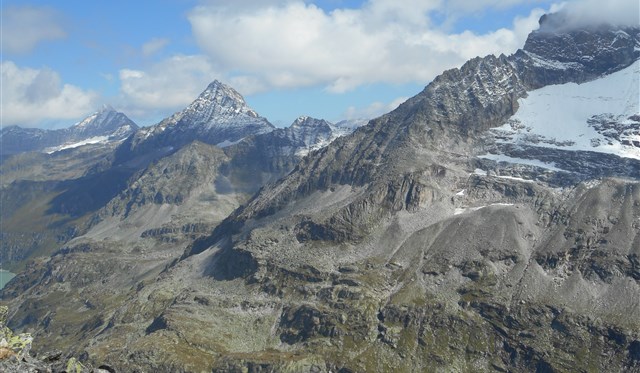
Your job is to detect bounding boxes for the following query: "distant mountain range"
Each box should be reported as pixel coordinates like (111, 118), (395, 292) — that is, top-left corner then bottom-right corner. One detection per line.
(0, 105), (138, 155)
(0, 75), (368, 270)
(2, 80), (368, 166)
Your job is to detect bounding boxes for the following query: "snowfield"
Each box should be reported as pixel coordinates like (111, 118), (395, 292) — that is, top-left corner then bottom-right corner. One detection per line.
(488, 60), (640, 160)
(45, 136), (110, 154)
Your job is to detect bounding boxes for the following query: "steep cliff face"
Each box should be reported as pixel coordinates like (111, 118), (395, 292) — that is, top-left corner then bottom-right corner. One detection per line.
(2, 13), (639, 373)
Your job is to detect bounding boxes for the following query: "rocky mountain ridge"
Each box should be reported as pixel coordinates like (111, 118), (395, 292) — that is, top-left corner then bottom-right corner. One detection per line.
(0, 106), (138, 155)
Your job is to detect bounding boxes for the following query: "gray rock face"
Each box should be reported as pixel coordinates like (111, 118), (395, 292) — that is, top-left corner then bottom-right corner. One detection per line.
(0, 106), (138, 155)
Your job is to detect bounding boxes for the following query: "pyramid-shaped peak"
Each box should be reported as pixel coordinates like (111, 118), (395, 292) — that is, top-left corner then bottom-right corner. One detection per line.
(200, 80), (247, 106)
(181, 79), (262, 122)
(153, 79), (274, 135)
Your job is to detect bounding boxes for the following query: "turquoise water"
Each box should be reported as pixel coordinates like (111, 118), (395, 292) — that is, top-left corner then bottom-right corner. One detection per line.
(0, 270), (16, 289)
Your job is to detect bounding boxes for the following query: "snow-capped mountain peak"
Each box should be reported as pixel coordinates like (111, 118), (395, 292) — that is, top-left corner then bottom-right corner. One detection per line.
(189, 80), (261, 120)
(72, 105), (133, 130)
(154, 80), (273, 133)
(1, 106), (138, 155)
(473, 18), (640, 180)
(522, 13), (640, 80)
(120, 80), (275, 160)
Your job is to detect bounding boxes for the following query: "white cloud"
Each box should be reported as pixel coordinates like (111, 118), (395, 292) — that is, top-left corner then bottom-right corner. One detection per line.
(118, 55), (219, 113)
(343, 96), (409, 120)
(440, 0), (548, 14)
(187, 0), (548, 94)
(142, 38), (170, 57)
(1, 6), (66, 54)
(1, 61), (98, 127)
(554, 0), (639, 29)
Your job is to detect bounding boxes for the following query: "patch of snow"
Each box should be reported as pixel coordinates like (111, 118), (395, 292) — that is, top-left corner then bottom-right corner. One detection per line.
(216, 138), (244, 148)
(474, 168), (487, 176)
(45, 136), (110, 153)
(489, 60), (640, 160)
(456, 189), (466, 196)
(73, 113), (98, 128)
(454, 207), (469, 215)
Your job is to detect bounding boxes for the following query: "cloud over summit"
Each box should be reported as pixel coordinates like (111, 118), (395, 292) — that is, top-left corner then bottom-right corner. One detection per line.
(562, 0), (639, 28)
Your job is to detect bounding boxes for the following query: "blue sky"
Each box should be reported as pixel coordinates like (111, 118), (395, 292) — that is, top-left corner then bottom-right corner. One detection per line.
(3, 0), (623, 129)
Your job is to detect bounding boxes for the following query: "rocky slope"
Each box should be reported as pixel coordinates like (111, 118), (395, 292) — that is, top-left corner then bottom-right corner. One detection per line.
(2, 12), (639, 373)
(0, 106), (138, 155)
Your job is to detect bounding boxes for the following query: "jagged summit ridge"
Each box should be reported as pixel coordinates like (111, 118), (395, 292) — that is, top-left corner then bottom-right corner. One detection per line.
(474, 18), (640, 180)
(281, 116), (366, 156)
(284, 116), (335, 156)
(291, 116), (330, 127)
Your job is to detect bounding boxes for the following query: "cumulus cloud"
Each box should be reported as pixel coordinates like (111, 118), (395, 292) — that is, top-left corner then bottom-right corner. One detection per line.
(187, 0), (547, 93)
(554, 0), (639, 29)
(1, 61), (98, 127)
(343, 96), (409, 120)
(1, 6), (66, 54)
(440, 0), (549, 14)
(118, 55), (219, 114)
(111, 0), (552, 122)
